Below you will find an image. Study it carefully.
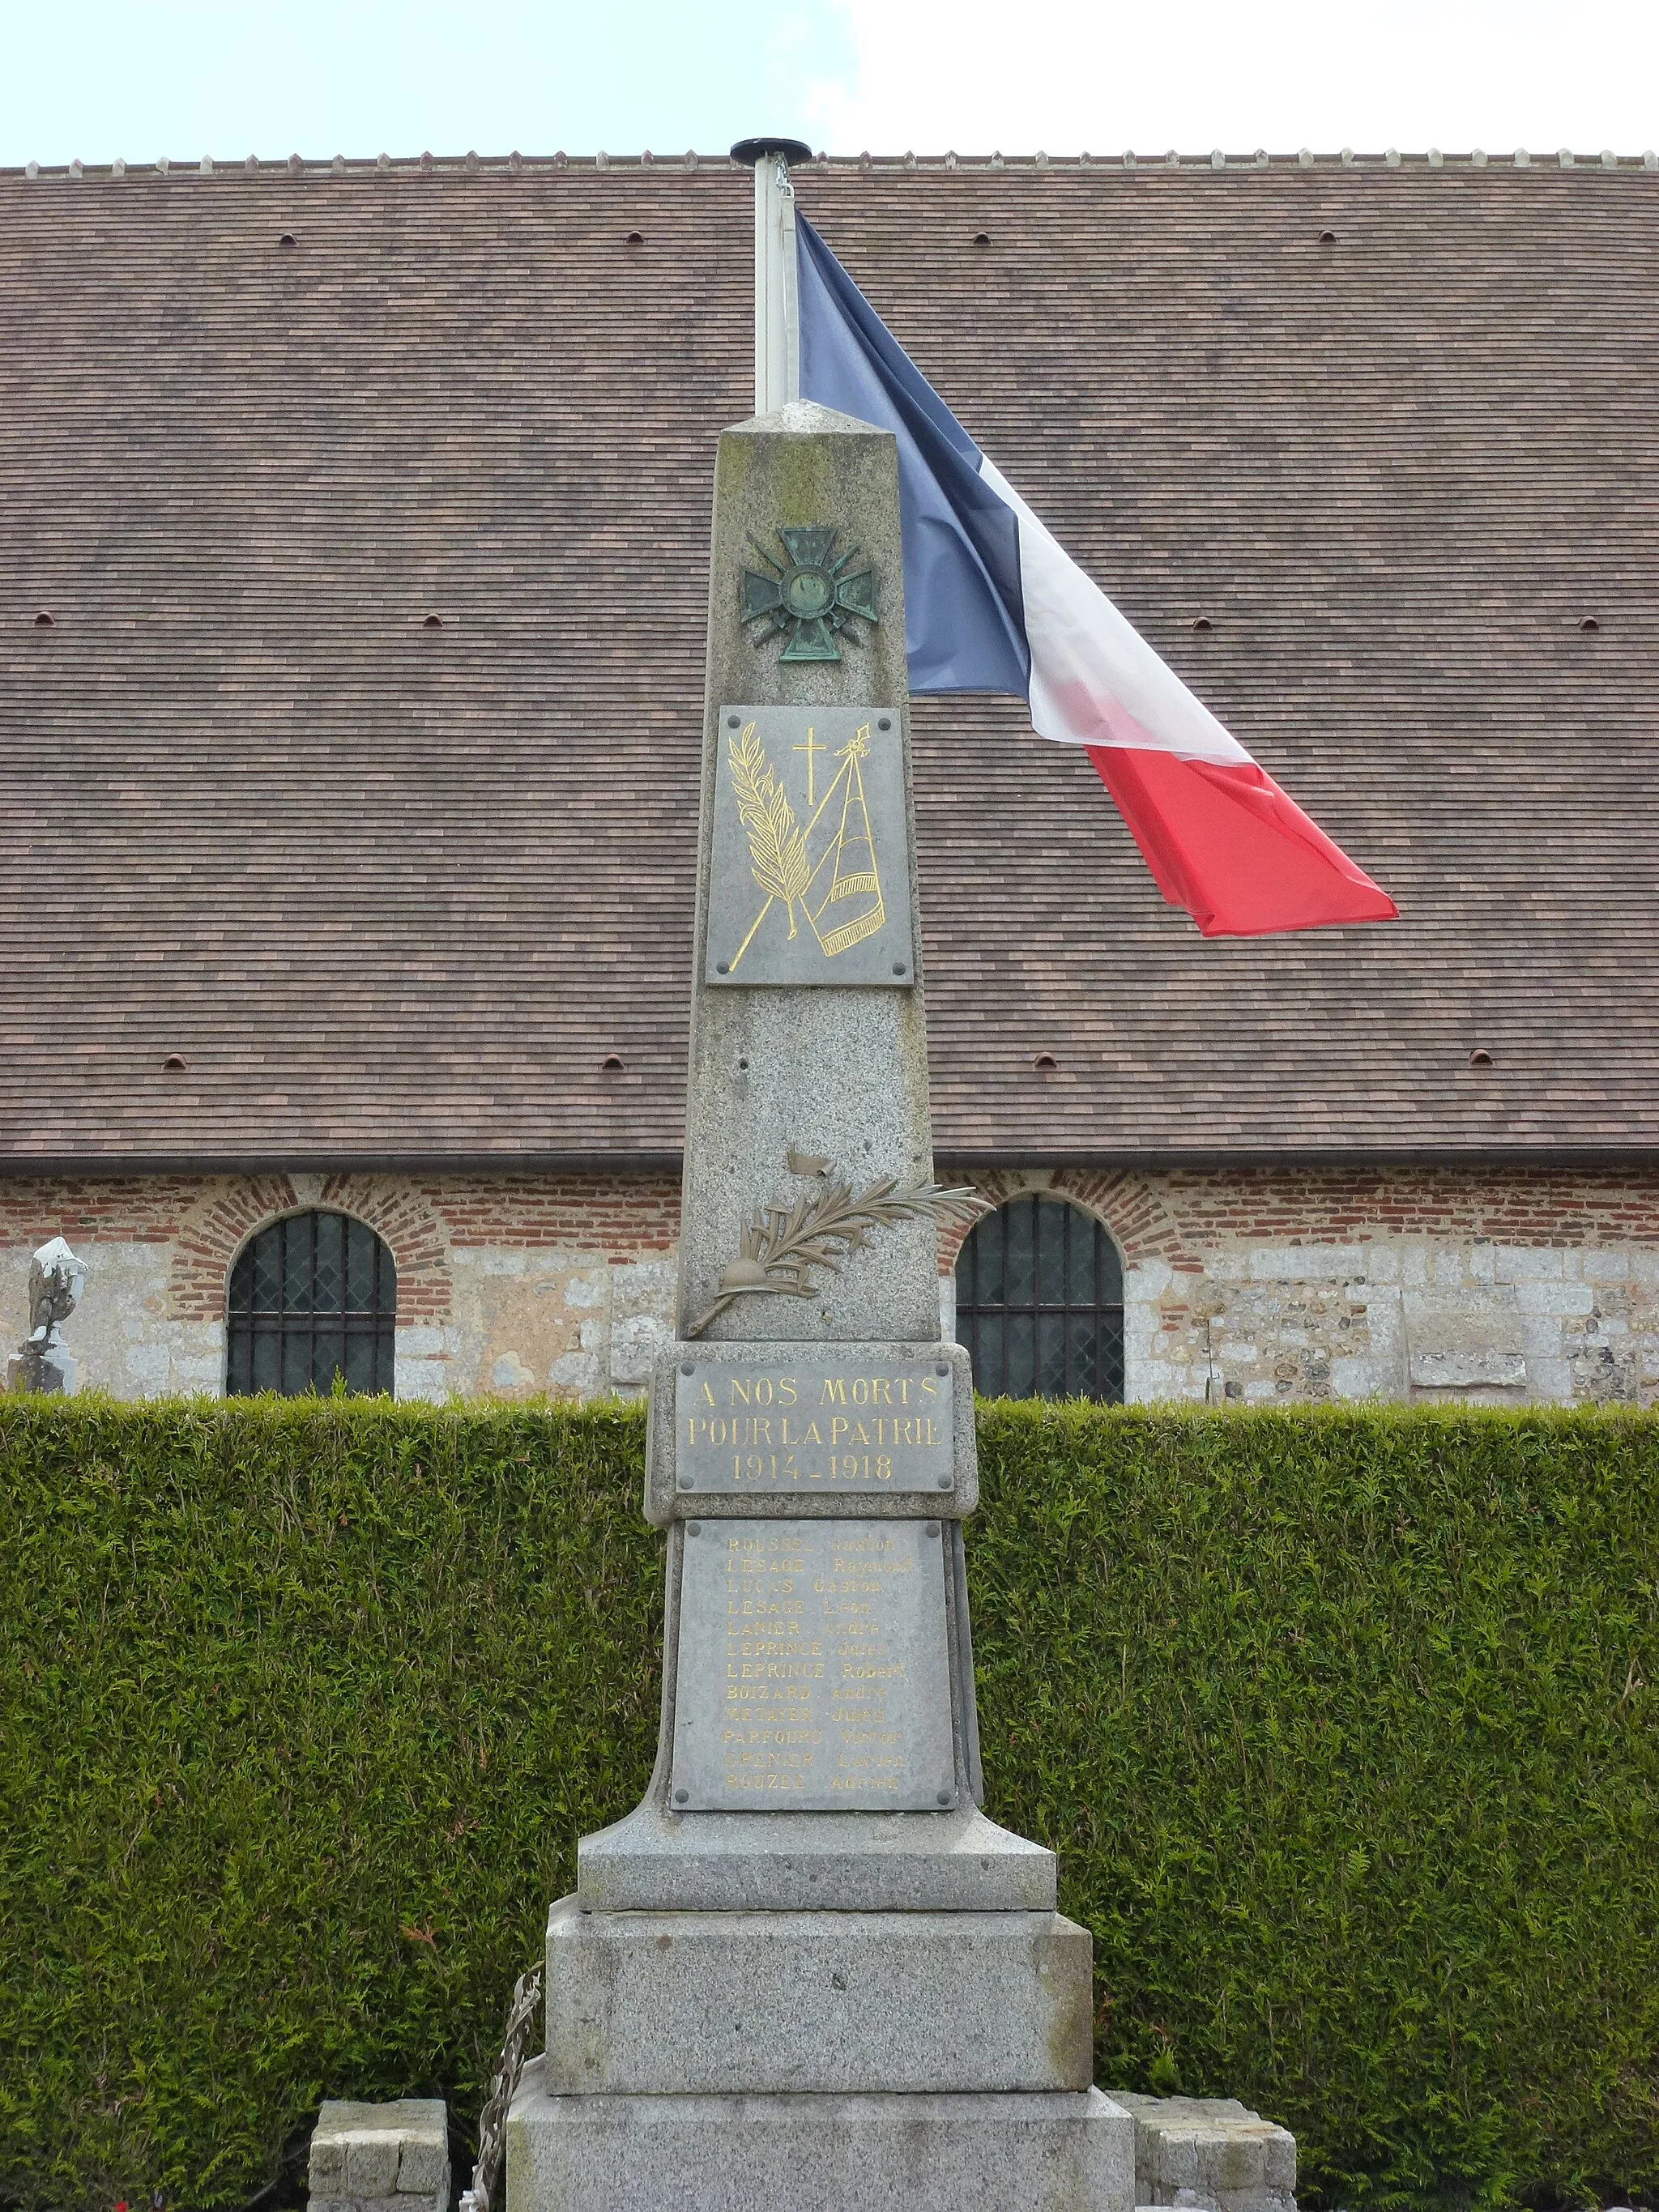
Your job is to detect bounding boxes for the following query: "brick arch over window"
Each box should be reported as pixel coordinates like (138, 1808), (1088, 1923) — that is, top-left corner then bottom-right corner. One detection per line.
(935, 1168), (1192, 1277)
(167, 1174), (451, 1327)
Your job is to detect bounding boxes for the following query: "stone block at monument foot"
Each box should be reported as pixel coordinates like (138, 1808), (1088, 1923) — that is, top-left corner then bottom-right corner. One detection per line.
(510, 2065), (1136, 2212)
(307, 2098), (449, 2212)
(544, 1896), (1094, 2094)
(1113, 2095), (1298, 2212)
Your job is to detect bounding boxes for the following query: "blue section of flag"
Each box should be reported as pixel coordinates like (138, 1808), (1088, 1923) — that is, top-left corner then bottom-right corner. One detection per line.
(795, 213), (1030, 698)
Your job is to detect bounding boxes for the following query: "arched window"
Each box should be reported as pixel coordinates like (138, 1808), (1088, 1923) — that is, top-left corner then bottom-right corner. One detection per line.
(953, 1196), (1124, 1402)
(226, 1211), (397, 1396)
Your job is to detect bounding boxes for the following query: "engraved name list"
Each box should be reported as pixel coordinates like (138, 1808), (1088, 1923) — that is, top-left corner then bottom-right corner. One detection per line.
(670, 1516), (956, 1813)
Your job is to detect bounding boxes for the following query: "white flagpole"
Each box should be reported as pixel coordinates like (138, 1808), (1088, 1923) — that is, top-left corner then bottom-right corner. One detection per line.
(732, 137), (809, 414)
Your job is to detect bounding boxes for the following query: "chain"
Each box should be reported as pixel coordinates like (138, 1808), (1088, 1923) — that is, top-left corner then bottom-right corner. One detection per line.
(458, 1963), (544, 2212)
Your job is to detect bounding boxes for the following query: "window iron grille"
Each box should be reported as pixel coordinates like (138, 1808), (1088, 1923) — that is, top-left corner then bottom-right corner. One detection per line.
(953, 1196), (1124, 1402)
(226, 1210), (397, 1396)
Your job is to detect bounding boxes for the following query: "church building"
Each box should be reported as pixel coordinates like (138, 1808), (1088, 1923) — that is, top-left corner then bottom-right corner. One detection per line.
(3, 145), (1656, 1406)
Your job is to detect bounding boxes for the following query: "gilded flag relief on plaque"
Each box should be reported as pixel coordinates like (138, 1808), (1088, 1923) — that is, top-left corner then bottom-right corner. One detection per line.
(706, 705), (916, 987)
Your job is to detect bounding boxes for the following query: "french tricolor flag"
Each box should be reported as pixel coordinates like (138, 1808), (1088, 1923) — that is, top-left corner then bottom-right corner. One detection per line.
(796, 213), (1397, 940)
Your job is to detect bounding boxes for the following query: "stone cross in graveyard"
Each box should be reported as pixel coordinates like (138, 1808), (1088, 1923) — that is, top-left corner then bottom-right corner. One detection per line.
(505, 141), (1135, 2212)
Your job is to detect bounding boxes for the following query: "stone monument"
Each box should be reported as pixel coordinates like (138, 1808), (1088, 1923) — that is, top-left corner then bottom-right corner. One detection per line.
(6, 1235), (87, 1394)
(506, 146), (1137, 2211)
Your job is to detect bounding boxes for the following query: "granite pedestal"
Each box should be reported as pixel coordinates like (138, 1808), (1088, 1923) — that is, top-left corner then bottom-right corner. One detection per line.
(544, 1897), (1094, 2095)
(577, 1799), (1056, 1912)
(510, 2066), (1134, 2212)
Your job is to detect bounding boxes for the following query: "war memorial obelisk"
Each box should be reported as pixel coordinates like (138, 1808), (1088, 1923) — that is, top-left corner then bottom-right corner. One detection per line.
(507, 143), (1137, 2210)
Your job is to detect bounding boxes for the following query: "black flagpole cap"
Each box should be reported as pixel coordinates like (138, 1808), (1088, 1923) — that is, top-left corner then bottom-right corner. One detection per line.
(731, 136), (813, 167)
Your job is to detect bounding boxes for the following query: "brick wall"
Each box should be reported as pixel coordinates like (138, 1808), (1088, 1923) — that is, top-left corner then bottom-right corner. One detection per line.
(2, 1163), (1656, 1406)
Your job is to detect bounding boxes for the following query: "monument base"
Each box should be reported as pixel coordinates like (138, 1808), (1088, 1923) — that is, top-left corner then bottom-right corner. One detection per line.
(544, 1895), (1093, 2095)
(578, 1801), (1056, 1911)
(508, 2063), (1135, 2212)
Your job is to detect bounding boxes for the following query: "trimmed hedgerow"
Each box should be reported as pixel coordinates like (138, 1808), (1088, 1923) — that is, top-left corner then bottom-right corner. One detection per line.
(0, 1399), (661, 2212)
(1, 1400), (1655, 2212)
(971, 1404), (1659, 2212)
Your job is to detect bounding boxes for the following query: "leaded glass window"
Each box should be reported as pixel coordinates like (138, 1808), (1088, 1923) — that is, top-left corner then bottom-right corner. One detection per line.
(953, 1196), (1124, 1402)
(225, 1211), (397, 1396)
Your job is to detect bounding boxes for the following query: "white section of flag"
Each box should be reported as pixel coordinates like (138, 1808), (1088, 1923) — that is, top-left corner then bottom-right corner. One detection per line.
(978, 458), (1252, 768)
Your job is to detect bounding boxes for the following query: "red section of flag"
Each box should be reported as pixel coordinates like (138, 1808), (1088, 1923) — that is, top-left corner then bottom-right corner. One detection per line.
(1086, 747), (1398, 940)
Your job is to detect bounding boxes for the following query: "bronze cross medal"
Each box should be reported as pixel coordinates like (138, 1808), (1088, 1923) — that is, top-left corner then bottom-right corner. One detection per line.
(739, 525), (880, 661)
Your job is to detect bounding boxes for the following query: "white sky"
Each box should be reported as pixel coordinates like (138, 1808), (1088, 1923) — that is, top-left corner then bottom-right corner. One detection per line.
(0, 0), (1652, 166)
(805, 0), (1659, 157)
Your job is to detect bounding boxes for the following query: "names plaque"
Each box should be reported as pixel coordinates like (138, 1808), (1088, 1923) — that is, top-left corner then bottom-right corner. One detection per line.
(675, 1353), (953, 1497)
(705, 704), (915, 987)
(670, 1516), (956, 1812)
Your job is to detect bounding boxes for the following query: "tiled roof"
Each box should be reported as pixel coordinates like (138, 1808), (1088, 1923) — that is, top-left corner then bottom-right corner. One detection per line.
(2, 152), (1656, 1166)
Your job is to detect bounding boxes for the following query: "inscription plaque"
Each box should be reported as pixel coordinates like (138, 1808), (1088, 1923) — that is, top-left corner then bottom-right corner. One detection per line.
(706, 704), (916, 987)
(671, 1516), (957, 1812)
(676, 1354), (953, 1496)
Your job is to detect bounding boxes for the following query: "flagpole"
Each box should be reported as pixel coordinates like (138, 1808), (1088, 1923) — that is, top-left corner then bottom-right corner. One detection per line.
(731, 137), (811, 414)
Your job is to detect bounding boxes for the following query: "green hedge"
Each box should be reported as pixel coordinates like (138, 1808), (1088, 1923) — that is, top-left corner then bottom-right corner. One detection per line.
(1, 1400), (1655, 2212)
(973, 1404), (1659, 2212)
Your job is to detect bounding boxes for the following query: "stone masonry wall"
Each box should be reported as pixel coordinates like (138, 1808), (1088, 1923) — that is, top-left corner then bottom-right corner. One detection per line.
(0, 1170), (680, 1402)
(937, 1166), (1659, 1407)
(2, 1163), (1657, 1406)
